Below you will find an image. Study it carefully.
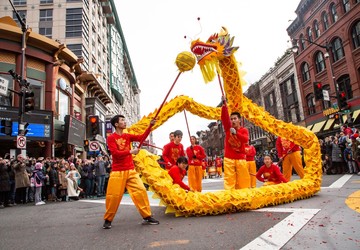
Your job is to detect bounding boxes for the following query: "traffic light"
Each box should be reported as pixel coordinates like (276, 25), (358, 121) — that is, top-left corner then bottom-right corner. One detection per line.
(84, 140), (89, 151)
(0, 120), (12, 135)
(334, 113), (340, 124)
(88, 115), (100, 137)
(313, 82), (323, 100)
(24, 89), (35, 112)
(339, 91), (349, 110)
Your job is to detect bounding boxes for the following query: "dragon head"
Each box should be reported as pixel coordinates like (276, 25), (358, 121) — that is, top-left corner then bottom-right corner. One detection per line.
(190, 27), (239, 83)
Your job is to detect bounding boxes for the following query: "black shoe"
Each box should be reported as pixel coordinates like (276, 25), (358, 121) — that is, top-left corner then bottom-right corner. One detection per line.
(142, 216), (159, 225)
(103, 220), (112, 229)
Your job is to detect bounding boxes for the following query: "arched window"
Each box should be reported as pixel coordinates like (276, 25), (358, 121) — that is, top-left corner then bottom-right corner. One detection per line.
(351, 21), (360, 49)
(299, 34), (306, 50)
(322, 12), (329, 31)
(337, 75), (352, 99)
(306, 94), (316, 115)
(315, 51), (326, 73)
(330, 3), (338, 23)
(301, 62), (310, 82)
(342, 0), (350, 13)
(331, 37), (345, 62)
(313, 20), (320, 38)
(307, 27), (313, 42)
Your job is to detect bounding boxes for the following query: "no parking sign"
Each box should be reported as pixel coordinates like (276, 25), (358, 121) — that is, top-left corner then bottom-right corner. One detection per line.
(89, 141), (100, 152)
(17, 135), (26, 149)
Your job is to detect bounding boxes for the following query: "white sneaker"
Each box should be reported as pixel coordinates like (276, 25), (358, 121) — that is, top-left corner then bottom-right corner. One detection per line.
(35, 201), (45, 206)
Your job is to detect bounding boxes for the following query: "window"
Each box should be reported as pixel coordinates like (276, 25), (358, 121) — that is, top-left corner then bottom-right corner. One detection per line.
(299, 34), (306, 50)
(55, 88), (69, 122)
(351, 21), (360, 49)
(28, 79), (43, 110)
(39, 9), (53, 21)
(315, 51), (326, 73)
(313, 20), (320, 38)
(331, 37), (345, 62)
(307, 27), (313, 42)
(40, 0), (53, 4)
(39, 27), (52, 38)
(342, 0), (350, 13)
(301, 62), (310, 82)
(66, 8), (83, 38)
(330, 3), (338, 23)
(306, 94), (316, 115)
(322, 12), (329, 31)
(13, 0), (26, 5)
(12, 10), (26, 26)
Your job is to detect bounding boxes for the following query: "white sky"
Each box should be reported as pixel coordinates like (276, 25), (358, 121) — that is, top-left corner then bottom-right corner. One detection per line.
(115, 0), (300, 153)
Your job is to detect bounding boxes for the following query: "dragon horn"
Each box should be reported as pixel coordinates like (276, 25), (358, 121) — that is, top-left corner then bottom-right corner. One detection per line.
(219, 26), (228, 36)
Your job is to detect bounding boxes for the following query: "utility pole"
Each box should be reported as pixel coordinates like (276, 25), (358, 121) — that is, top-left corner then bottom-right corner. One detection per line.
(9, 0), (30, 156)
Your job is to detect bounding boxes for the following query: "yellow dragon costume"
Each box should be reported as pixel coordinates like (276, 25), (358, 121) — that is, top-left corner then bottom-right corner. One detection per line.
(126, 27), (322, 217)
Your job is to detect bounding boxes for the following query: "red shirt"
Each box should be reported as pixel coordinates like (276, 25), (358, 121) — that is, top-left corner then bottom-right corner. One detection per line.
(186, 145), (206, 166)
(221, 104), (249, 159)
(256, 164), (288, 184)
(162, 142), (185, 169)
(168, 165), (190, 191)
(245, 144), (256, 161)
(276, 137), (301, 158)
(107, 131), (148, 171)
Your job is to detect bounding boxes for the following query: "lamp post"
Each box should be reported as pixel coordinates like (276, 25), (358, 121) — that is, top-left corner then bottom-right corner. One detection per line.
(291, 38), (343, 124)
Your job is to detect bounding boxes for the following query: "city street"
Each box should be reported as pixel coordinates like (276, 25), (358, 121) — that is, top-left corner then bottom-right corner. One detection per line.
(0, 174), (359, 250)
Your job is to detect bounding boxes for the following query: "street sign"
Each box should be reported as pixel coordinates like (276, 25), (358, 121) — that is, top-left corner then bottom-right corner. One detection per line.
(0, 76), (9, 96)
(342, 109), (351, 114)
(17, 135), (26, 149)
(89, 141), (99, 151)
(322, 90), (329, 101)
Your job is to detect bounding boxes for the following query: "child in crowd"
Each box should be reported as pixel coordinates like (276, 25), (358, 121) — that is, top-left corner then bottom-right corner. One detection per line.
(256, 155), (288, 186)
(32, 162), (48, 205)
(168, 156), (191, 192)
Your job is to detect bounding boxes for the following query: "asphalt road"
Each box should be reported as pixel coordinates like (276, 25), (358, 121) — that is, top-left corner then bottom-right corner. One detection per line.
(0, 174), (359, 250)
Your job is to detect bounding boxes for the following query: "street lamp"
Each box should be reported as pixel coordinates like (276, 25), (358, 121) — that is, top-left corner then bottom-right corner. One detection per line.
(291, 37), (343, 124)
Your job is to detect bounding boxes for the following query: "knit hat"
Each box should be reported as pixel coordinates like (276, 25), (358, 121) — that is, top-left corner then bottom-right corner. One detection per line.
(35, 162), (43, 170)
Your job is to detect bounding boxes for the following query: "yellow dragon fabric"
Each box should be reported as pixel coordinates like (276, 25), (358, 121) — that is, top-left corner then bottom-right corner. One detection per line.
(127, 28), (322, 217)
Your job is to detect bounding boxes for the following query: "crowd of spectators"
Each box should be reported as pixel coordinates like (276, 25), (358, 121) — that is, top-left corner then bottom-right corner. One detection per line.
(0, 153), (111, 208)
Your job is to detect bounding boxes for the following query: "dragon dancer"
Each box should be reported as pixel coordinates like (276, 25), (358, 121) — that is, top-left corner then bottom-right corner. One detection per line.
(103, 115), (159, 229)
(221, 96), (250, 189)
(186, 136), (206, 192)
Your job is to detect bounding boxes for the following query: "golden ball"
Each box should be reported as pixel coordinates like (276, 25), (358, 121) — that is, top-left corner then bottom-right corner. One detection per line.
(175, 51), (196, 72)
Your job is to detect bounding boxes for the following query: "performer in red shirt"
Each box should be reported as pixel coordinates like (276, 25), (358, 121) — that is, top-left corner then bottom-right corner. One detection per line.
(276, 136), (304, 181)
(168, 156), (191, 191)
(256, 155), (288, 185)
(215, 156), (223, 178)
(162, 130), (185, 170)
(245, 142), (257, 188)
(103, 115), (159, 229)
(221, 96), (250, 189)
(186, 136), (206, 192)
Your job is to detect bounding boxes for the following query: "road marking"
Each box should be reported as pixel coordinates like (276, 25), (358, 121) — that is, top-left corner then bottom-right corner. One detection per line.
(321, 174), (352, 189)
(241, 208), (320, 250)
(345, 190), (360, 213)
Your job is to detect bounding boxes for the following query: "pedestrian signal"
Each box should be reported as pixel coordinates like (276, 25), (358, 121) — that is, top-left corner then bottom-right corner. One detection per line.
(313, 82), (323, 101)
(88, 115), (100, 137)
(0, 120), (12, 135)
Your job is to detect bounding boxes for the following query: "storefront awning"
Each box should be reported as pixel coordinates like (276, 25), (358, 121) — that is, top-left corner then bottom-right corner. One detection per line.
(306, 124), (314, 130)
(323, 119), (335, 131)
(342, 114), (348, 124)
(311, 120), (327, 133)
(352, 109), (360, 121)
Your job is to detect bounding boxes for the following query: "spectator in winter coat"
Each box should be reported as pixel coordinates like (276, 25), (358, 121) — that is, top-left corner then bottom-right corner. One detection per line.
(58, 166), (68, 201)
(12, 154), (30, 204)
(32, 162), (48, 205)
(82, 159), (95, 198)
(94, 155), (109, 197)
(0, 158), (11, 208)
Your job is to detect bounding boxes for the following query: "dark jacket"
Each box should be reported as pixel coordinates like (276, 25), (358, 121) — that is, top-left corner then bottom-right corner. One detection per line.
(0, 162), (10, 192)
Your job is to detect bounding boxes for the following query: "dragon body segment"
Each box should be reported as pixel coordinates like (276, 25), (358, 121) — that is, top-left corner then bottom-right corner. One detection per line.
(127, 28), (322, 217)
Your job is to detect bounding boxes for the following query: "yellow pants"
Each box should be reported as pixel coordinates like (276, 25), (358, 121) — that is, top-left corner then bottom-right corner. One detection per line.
(282, 151), (305, 181)
(188, 165), (202, 192)
(223, 158), (250, 190)
(216, 167), (222, 177)
(103, 170), (152, 222)
(247, 161), (257, 188)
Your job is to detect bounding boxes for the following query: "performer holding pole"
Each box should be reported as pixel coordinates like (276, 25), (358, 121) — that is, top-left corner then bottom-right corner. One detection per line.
(184, 111), (206, 192)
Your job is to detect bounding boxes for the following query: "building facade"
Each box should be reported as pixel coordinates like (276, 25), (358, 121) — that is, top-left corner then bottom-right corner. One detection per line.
(0, 0), (142, 157)
(287, 0), (360, 137)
